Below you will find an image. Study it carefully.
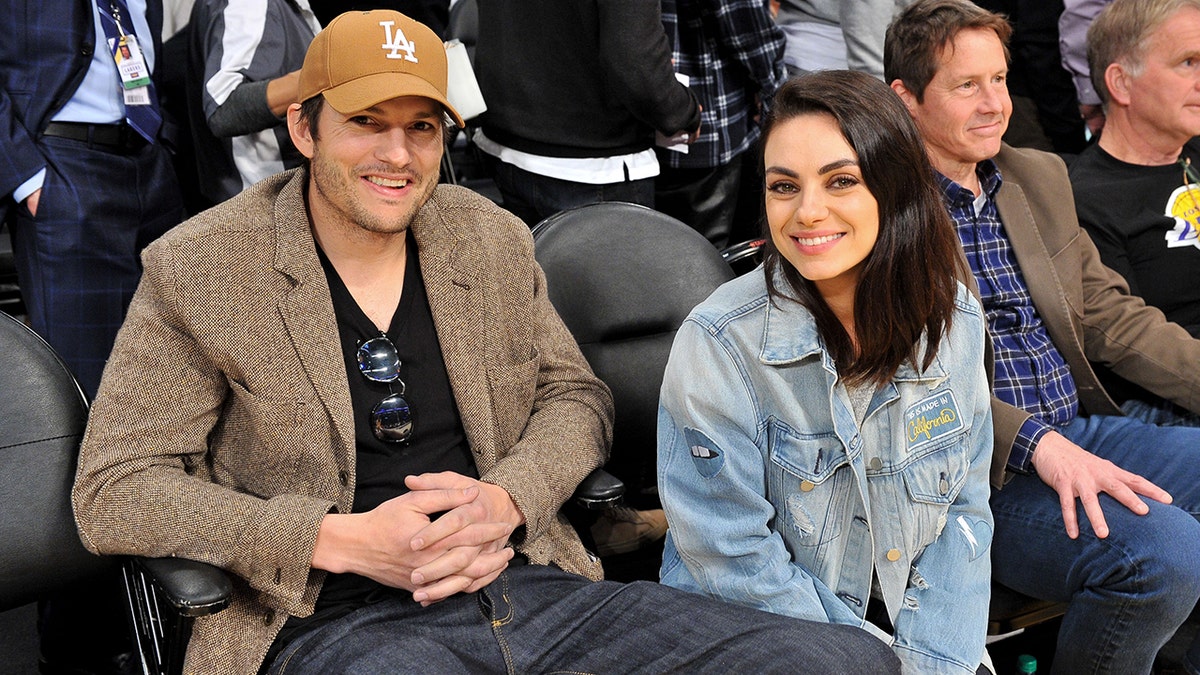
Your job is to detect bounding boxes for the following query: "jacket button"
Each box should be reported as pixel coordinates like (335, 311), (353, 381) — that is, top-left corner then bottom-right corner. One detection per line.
(867, 457), (883, 471)
(886, 548), (902, 562)
(338, 470), (349, 486)
(263, 610), (275, 625)
(800, 480), (815, 492)
(939, 478), (950, 495)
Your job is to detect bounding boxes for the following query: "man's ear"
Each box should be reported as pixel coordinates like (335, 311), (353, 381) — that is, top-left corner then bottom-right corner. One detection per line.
(1104, 62), (1133, 108)
(287, 103), (315, 160)
(890, 79), (919, 117)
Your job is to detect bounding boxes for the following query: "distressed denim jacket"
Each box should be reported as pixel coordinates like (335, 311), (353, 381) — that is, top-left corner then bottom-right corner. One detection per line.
(658, 271), (994, 675)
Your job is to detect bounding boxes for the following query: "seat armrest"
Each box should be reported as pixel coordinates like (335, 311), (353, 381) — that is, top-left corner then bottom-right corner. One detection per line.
(572, 468), (625, 510)
(130, 557), (233, 618)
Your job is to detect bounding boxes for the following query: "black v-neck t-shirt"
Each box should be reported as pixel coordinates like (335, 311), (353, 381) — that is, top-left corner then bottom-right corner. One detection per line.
(320, 237), (476, 514)
(270, 236), (477, 660)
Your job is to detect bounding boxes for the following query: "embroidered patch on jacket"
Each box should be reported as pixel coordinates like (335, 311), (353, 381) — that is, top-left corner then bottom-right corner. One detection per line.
(683, 427), (724, 479)
(904, 390), (963, 452)
(956, 515), (992, 561)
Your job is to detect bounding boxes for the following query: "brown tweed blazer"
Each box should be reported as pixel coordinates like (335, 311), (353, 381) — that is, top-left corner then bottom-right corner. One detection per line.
(984, 144), (1200, 486)
(72, 169), (613, 674)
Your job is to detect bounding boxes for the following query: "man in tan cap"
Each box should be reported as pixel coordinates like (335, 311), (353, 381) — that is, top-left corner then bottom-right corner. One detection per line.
(71, 10), (899, 675)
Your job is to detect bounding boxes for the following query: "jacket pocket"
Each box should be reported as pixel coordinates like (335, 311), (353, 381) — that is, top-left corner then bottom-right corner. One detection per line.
(767, 426), (852, 548)
(211, 380), (315, 495)
(900, 436), (970, 546)
(487, 348), (541, 453)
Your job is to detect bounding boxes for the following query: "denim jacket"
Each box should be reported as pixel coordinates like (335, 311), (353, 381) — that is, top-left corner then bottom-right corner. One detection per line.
(658, 271), (993, 675)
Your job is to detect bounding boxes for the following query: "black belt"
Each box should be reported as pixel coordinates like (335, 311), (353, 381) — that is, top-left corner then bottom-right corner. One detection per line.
(42, 121), (148, 154)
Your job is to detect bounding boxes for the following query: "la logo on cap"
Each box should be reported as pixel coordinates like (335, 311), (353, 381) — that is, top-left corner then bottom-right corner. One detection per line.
(381, 20), (418, 63)
(296, 9), (465, 127)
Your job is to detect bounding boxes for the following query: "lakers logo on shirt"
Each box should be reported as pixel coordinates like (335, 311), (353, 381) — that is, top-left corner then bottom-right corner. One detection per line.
(1165, 183), (1200, 249)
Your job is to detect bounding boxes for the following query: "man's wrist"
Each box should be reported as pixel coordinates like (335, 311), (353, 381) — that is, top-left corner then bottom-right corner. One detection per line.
(14, 168), (46, 204)
(312, 512), (354, 574)
(1008, 418), (1051, 475)
(479, 481), (526, 530)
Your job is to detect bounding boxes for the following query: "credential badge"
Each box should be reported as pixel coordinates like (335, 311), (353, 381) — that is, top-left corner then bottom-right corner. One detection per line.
(380, 21), (418, 63)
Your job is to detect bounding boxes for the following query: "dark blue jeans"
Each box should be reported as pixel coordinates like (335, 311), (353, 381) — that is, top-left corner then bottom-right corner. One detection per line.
(991, 415), (1200, 674)
(267, 564), (900, 674)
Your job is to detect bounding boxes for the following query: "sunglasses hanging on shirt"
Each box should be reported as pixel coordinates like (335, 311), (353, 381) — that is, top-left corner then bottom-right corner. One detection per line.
(357, 334), (415, 443)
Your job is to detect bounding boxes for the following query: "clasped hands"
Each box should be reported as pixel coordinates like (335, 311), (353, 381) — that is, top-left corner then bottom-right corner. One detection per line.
(313, 471), (525, 606)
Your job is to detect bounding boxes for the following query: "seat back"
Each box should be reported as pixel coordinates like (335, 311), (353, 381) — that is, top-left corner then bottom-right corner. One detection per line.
(532, 202), (734, 505)
(0, 311), (108, 610)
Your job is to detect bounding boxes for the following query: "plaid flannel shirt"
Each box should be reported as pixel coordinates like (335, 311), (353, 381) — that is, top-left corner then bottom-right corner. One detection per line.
(659, 0), (786, 169)
(937, 161), (1080, 472)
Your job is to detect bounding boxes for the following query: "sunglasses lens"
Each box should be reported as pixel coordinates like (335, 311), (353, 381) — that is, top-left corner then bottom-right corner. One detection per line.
(372, 392), (414, 443)
(359, 336), (413, 443)
(358, 336), (400, 382)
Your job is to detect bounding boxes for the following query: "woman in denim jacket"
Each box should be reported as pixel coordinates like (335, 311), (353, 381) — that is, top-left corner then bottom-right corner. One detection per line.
(658, 70), (994, 674)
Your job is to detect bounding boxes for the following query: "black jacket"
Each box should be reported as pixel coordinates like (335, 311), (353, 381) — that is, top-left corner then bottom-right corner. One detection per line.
(475, 0), (700, 158)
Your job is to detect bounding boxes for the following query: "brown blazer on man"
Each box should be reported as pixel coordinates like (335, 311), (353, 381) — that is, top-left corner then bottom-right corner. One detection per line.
(984, 143), (1200, 486)
(71, 168), (614, 674)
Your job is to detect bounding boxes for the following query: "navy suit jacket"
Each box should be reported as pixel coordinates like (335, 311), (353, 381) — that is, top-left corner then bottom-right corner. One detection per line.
(0, 0), (165, 223)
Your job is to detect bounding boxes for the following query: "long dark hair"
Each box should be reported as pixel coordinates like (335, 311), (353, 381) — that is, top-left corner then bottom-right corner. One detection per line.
(761, 70), (967, 386)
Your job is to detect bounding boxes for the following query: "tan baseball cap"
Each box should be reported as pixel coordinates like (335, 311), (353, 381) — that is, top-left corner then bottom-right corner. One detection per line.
(298, 10), (465, 127)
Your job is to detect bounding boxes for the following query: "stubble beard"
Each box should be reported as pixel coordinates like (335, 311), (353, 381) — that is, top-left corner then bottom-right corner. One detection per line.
(309, 150), (438, 237)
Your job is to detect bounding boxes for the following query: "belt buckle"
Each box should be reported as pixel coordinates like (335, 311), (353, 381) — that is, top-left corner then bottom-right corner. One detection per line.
(120, 123), (150, 152)
(103, 123), (141, 152)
